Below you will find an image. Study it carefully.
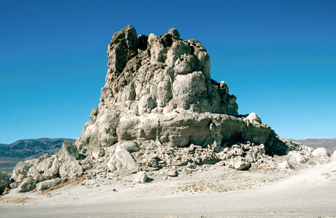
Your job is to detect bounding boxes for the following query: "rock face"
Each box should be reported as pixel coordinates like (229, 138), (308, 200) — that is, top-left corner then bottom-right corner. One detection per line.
(8, 26), (324, 192)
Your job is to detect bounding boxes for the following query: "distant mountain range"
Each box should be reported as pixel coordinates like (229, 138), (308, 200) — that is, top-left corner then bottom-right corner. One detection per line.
(0, 138), (75, 174)
(292, 138), (336, 154)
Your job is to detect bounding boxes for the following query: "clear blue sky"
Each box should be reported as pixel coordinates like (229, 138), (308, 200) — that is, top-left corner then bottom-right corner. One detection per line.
(1, 0), (335, 144)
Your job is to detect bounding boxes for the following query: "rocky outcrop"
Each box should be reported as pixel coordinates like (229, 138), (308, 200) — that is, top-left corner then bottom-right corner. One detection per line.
(7, 26), (327, 193)
(0, 171), (10, 194)
(0, 138), (75, 175)
(76, 25), (241, 152)
(9, 141), (83, 193)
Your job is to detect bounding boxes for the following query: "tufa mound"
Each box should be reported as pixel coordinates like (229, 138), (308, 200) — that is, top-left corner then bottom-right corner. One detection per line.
(76, 25), (285, 154)
(6, 26), (330, 193)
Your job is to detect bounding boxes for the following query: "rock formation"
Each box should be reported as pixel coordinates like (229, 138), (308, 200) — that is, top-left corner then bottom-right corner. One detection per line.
(75, 26), (287, 155)
(5, 26), (331, 193)
(0, 171), (10, 194)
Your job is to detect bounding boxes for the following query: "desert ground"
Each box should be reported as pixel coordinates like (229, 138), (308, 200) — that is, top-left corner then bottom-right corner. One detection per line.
(1, 157), (335, 218)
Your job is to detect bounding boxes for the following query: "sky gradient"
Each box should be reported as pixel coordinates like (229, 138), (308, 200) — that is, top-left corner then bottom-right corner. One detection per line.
(1, 0), (335, 144)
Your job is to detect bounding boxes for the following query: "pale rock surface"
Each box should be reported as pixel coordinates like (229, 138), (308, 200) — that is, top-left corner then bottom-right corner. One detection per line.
(166, 169), (178, 177)
(118, 141), (140, 152)
(92, 147), (105, 160)
(278, 161), (292, 171)
(245, 112), (262, 123)
(312, 147), (330, 163)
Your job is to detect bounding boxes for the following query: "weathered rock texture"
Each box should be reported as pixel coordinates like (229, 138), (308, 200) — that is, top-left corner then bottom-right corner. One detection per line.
(7, 26), (328, 193)
(75, 26), (286, 155)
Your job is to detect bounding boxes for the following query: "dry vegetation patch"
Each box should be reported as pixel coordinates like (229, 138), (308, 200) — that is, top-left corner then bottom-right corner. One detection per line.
(71, 174), (86, 186)
(9, 197), (32, 203)
(42, 174), (86, 195)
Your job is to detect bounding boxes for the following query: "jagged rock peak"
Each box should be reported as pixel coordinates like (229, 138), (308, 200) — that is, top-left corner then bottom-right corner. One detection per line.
(75, 26), (279, 152)
(100, 25), (238, 116)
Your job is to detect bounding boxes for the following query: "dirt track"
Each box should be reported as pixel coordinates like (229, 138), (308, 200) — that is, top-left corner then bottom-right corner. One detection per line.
(1, 160), (336, 218)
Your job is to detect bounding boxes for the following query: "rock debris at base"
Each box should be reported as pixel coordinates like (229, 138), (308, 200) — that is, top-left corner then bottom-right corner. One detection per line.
(3, 26), (332, 194)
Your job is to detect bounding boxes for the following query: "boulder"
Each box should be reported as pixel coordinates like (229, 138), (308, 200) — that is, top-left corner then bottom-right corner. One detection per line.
(92, 147), (105, 160)
(59, 157), (83, 180)
(0, 171), (10, 193)
(36, 178), (65, 191)
(43, 157), (61, 179)
(17, 177), (36, 192)
(35, 155), (54, 173)
(312, 147), (330, 163)
(229, 158), (251, 171)
(118, 141), (140, 152)
(27, 166), (43, 182)
(245, 112), (262, 123)
(134, 171), (148, 184)
(166, 169), (178, 177)
(12, 159), (36, 183)
(288, 151), (308, 165)
(312, 147), (329, 158)
(10, 182), (18, 189)
(107, 144), (138, 176)
(59, 141), (79, 160)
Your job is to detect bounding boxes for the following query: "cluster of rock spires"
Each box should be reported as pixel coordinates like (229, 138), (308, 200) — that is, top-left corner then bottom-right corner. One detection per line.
(1, 26), (334, 194)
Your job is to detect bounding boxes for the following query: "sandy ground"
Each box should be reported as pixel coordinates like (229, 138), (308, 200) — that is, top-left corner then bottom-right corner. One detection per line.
(1, 159), (336, 218)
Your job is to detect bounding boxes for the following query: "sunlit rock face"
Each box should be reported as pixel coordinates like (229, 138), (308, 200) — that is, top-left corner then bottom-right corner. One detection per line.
(101, 26), (238, 116)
